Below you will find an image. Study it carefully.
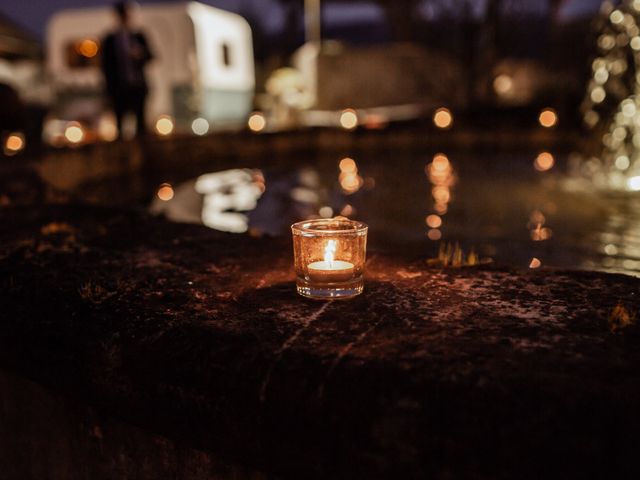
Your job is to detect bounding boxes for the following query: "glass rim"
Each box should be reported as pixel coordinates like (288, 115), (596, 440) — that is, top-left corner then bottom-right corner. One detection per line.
(291, 217), (368, 235)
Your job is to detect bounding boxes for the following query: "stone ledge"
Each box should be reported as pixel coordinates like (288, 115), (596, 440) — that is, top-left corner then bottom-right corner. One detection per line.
(1, 205), (640, 479)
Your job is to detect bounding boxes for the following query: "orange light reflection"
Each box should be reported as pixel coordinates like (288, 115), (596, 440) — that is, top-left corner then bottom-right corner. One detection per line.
(425, 152), (456, 240)
(157, 183), (174, 201)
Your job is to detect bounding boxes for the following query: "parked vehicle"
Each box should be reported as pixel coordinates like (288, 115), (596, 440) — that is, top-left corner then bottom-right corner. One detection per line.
(45, 1), (255, 144)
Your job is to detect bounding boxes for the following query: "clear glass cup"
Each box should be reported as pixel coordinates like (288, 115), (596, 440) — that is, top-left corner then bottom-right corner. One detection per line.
(291, 218), (368, 299)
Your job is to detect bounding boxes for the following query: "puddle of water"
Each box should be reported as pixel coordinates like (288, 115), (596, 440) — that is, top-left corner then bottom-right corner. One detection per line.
(38, 145), (638, 276)
(137, 149), (640, 276)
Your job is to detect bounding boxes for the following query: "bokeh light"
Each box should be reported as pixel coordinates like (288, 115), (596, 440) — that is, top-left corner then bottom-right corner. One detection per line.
(98, 114), (118, 141)
(594, 67), (608, 84)
(627, 175), (640, 190)
(534, 152), (555, 171)
(598, 34), (615, 50)
(433, 107), (453, 129)
(432, 153), (450, 171)
(538, 108), (558, 128)
(615, 155), (630, 170)
(584, 110), (599, 127)
(622, 99), (637, 117)
(610, 9), (624, 25)
(591, 86), (606, 103)
(432, 186), (450, 203)
(248, 112), (266, 132)
(434, 203), (448, 215)
(339, 157), (357, 173)
(338, 157), (363, 194)
(339, 109), (358, 130)
(4, 132), (25, 155)
(529, 258), (542, 268)
(493, 74), (513, 96)
(319, 206), (334, 218)
(76, 38), (99, 58)
(425, 153), (455, 240)
(155, 115), (174, 136)
(157, 183), (174, 201)
(427, 228), (442, 241)
(426, 214), (442, 228)
(340, 204), (354, 217)
(64, 122), (84, 144)
(340, 172), (363, 194)
(191, 117), (210, 136)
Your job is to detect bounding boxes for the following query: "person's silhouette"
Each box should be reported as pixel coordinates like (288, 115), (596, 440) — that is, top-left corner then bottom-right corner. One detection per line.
(101, 1), (153, 139)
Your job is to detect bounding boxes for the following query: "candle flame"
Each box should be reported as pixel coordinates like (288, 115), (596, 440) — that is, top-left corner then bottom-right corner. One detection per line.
(324, 239), (337, 267)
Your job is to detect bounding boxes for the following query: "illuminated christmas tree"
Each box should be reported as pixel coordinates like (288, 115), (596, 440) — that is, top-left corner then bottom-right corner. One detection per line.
(582, 0), (640, 189)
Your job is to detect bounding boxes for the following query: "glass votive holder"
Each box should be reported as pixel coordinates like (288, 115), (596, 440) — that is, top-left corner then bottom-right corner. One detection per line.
(291, 218), (368, 299)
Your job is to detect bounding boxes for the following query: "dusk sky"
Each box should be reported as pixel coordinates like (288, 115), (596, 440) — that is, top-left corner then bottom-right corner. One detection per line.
(2, 0), (602, 40)
(2, 0), (269, 38)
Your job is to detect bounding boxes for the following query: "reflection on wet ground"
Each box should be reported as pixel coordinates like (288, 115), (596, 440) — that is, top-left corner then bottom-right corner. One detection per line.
(68, 148), (640, 276)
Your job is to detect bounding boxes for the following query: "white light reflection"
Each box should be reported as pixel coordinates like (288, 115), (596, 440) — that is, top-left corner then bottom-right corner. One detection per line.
(628, 175), (640, 190)
(195, 169), (264, 233)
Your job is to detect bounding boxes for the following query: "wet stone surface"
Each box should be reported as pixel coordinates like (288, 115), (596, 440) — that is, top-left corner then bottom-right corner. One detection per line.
(1, 205), (640, 479)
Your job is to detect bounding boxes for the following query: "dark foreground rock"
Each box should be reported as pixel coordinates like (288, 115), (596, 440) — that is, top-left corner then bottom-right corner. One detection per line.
(1, 205), (639, 479)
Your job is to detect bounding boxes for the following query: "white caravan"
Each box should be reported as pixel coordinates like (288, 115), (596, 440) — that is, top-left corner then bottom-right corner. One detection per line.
(46, 1), (254, 142)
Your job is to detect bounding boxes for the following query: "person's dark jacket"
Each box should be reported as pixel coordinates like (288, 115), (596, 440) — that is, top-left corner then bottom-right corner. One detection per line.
(101, 30), (152, 98)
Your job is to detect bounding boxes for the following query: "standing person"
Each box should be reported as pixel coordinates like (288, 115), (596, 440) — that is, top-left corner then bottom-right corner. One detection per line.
(101, 1), (153, 139)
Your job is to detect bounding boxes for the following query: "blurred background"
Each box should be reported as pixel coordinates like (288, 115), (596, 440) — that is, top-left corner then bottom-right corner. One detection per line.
(0, 0), (600, 142)
(4, 0), (640, 276)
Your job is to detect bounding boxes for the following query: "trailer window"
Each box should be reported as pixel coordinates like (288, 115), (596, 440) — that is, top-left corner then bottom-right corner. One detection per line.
(221, 43), (232, 67)
(65, 38), (101, 68)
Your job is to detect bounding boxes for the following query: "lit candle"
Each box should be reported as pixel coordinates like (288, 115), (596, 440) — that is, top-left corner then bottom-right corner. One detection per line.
(292, 218), (367, 299)
(307, 239), (354, 282)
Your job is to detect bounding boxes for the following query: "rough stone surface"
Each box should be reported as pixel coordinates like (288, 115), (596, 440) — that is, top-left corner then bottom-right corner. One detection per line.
(1, 205), (640, 479)
(0, 369), (268, 480)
